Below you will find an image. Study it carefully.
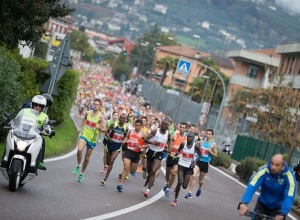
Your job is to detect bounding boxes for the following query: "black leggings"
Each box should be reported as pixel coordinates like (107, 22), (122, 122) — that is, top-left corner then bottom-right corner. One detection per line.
(254, 200), (284, 220)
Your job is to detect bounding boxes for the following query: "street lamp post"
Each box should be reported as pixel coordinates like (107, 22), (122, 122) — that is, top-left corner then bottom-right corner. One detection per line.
(185, 57), (226, 132)
(200, 76), (210, 105)
(193, 34), (200, 58)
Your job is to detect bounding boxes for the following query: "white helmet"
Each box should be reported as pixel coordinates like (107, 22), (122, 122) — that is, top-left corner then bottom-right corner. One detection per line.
(32, 95), (47, 107)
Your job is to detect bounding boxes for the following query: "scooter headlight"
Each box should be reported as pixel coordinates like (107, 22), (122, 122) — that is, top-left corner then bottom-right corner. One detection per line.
(17, 140), (28, 151)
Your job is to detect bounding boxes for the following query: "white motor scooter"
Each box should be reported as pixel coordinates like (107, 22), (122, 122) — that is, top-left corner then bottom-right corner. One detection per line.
(0, 111), (51, 192)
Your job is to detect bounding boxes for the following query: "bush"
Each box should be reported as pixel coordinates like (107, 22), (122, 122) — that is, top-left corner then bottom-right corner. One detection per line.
(210, 150), (232, 169)
(236, 157), (266, 183)
(0, 47), (24, 140)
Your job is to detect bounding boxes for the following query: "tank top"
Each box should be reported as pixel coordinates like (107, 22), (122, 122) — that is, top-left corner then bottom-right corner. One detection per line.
(82, 111), (102, 143)
(178, 142), (196, 168)
(127, 129), (144, 153)
(149, 129), (169, 152)
(108, 122), (127, 148)
(169, 132), (187, 157)
(200, 139), (214, 163)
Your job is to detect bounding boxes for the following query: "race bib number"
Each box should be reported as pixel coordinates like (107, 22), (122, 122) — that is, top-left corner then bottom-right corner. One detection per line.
(200, 148), (209, 157)
(86, 119), (97, 130)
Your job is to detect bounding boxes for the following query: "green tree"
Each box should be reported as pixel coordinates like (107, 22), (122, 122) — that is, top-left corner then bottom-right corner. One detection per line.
(0, 0), (74, 49)
(228, 71), (300, 151)
(189, 59), (229, 105)
(70, 30), (94, 62)
(111, 55), (131, 81)
(129, 24), (178, 75)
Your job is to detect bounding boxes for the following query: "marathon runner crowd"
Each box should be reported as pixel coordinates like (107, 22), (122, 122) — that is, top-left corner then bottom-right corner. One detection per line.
(71, 61), (218, 207)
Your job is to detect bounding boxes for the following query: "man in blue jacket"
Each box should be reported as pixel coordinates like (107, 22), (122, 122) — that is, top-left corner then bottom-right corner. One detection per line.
(238, 154), (296, 220)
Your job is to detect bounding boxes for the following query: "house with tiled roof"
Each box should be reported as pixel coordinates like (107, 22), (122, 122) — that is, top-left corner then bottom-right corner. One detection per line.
(152, 45), (234, 92)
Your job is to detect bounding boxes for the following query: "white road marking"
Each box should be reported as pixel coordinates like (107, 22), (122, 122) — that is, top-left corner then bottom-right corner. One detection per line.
(83, 177), (165, 220)
(45, 113), (298, 220)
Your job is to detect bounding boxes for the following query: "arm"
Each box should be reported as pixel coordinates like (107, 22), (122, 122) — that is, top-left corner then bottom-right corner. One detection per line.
(239, 167), (267, 215)
(96, 115), (106, 132)
(209, 142), (218, 157)
(105, 123), (115, 142)
(279, 170), (296, 216)
(121, 128), (129, 145)
(164, 133), (171, 152)
(144, 129), (159, 146)
(78, 111), (88, 134)
(175, 142), (185, 156)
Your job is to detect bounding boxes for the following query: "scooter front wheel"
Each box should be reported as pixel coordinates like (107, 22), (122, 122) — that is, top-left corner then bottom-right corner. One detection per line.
(9, 159), (22, 192)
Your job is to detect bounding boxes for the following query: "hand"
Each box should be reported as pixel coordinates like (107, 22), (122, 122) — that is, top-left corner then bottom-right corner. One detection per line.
(274, 215), (284, 220)
(239, 203), (248, 216)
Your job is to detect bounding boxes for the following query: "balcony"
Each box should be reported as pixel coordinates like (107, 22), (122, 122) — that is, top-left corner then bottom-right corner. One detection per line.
(174, 78), (186, 86)
(230, 74), (262, 89)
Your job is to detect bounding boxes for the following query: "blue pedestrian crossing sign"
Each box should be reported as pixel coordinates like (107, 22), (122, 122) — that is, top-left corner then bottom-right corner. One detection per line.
(176, 59), (192, 75)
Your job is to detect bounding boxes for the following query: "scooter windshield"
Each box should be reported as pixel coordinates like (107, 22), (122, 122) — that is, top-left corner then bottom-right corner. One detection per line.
(13, 124), (39, 140)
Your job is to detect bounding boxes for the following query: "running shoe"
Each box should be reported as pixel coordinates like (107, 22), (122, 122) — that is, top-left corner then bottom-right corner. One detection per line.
(117, 184), (123, 192)
(144, 190), (149, 198)
(185, 192), (192, 199)
(165, 189), (170, 198)
(101, 179), (106, 186)
(38, 162), (47, 170)
(131, 171), (136, 177)
(163, 183), (168, 192)
(73, 165), (81, 175)
(100, 168), (107, 173)
(78, 173), (84, 182)
(170, 199), (177, 207)
(196, 189), (202, 197)
(142, 171), (147, 179)
(125, 175), (129, 179)
(119, 173), (129, 179)
(141, 186), (147, 193)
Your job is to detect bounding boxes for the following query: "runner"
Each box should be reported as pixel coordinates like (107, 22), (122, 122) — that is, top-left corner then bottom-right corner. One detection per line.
(101, 113), (128, 186)
(73, 99), (106, 182)
(163, 122), (188, 198)
(142, 119), (171, 198)
(170, 132), (201, 206)
(117, 119), (147, 192)
(185, 129), (217, 198)
(100, 111), (119, 173)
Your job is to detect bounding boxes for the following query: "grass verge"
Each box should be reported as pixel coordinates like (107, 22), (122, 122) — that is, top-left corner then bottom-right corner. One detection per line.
(0, 116), (78, 159)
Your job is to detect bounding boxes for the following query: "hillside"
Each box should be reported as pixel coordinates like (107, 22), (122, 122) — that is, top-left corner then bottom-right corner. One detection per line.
(68, 0), (300, 53)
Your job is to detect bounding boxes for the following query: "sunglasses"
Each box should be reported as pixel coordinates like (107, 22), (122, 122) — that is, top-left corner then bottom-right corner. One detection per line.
(33, 104), (43, 108)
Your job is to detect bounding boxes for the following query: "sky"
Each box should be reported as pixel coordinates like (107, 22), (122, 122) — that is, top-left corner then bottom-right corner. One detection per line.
(275, 0), (300, 14)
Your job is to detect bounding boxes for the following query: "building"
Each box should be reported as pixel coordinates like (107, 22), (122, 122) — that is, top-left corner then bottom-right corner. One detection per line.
(275, 41), (300, 110)
(105, 38), (135, 57)
(44, 16), (76, 61)
(225, 48), (281, 119)
(152, 45), (234, 93)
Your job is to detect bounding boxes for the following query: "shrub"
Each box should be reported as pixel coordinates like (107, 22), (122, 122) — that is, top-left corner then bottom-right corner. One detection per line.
(236, 157), (266, 183)
(210, 150), (232, 169)
(0, 47), (24, 140)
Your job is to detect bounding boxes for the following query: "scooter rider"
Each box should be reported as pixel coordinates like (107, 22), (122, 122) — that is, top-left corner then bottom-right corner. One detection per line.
(11, 95), (55, 170)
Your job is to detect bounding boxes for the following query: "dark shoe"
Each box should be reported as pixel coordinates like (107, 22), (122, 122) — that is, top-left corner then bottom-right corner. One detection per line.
(196, 189), (202, 197)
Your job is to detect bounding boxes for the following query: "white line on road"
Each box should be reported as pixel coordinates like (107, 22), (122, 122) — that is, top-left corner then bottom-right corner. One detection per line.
(45, 113), (298, 220)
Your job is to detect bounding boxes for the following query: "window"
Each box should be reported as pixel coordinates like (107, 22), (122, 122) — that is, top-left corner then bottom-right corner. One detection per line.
(247, 64), (259, 78)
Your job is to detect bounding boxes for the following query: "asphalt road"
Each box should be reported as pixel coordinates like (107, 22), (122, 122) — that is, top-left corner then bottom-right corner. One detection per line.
(0, 112), (298, 220)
